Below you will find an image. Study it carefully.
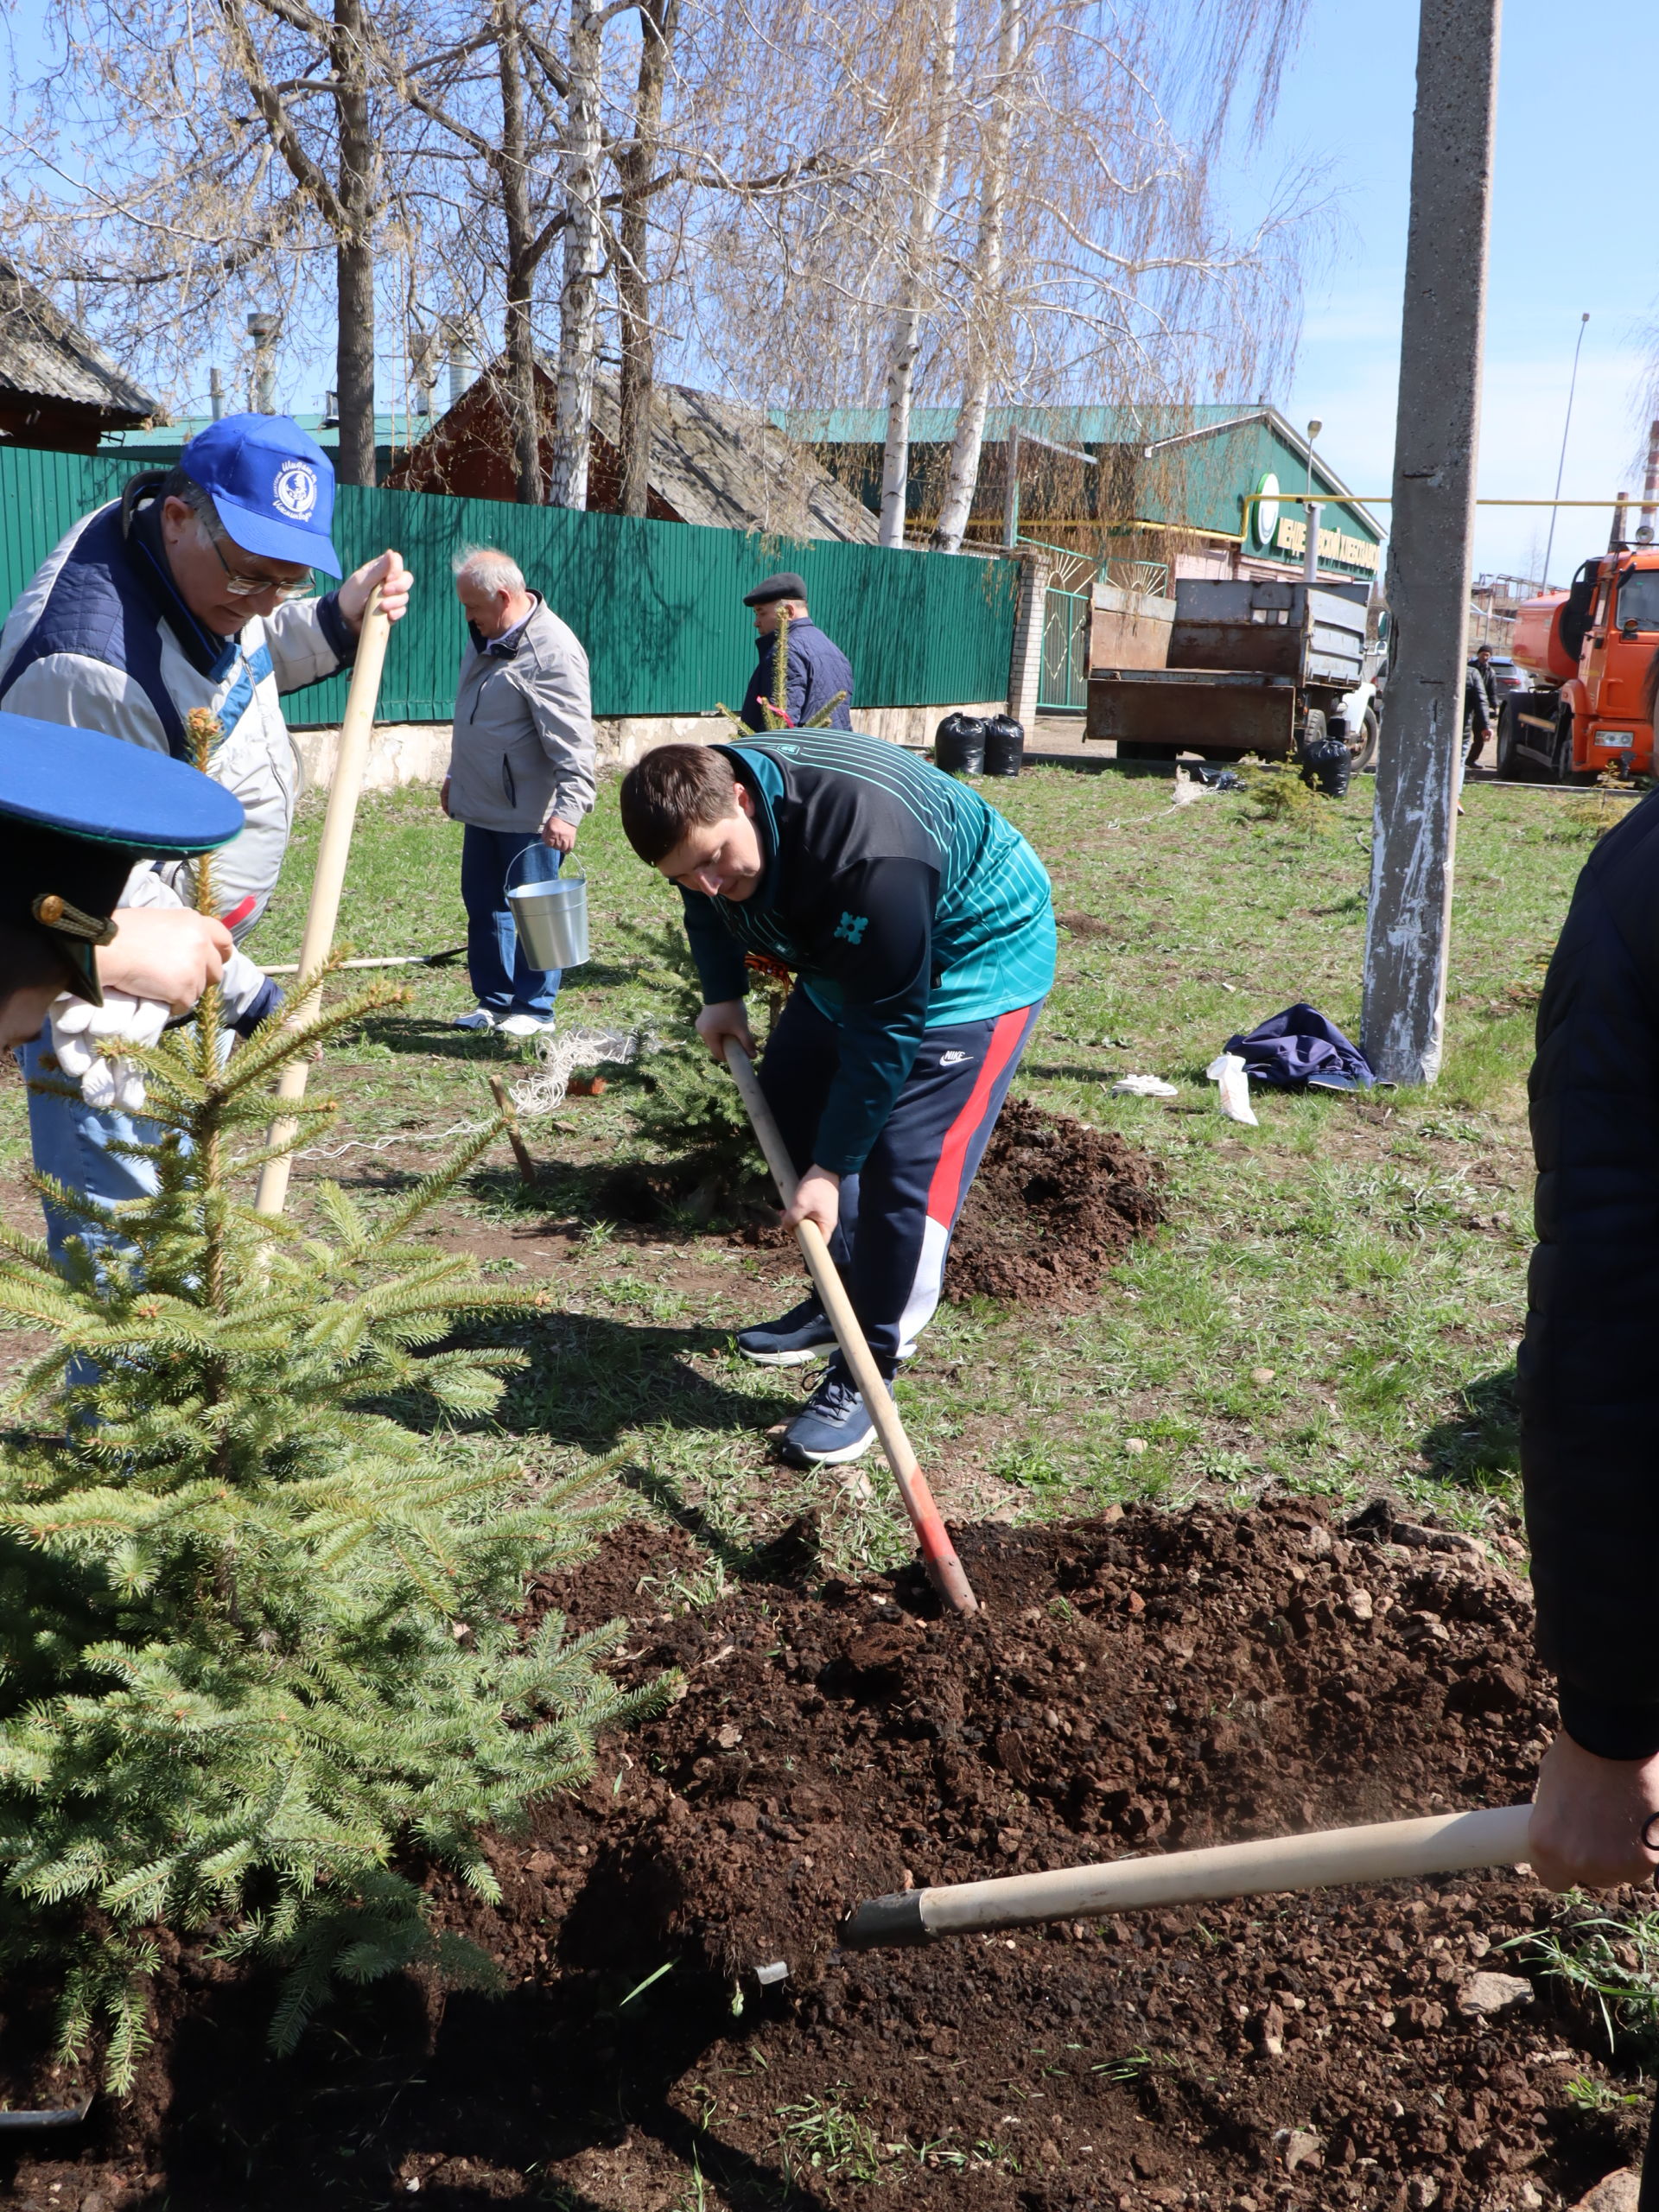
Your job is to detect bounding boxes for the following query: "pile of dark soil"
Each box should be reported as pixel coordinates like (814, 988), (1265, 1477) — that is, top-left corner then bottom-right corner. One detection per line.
(944, 1098), (1165, 1305)
(2, 1499), (1642, 2212)
(608, 1094), (1164, 1310)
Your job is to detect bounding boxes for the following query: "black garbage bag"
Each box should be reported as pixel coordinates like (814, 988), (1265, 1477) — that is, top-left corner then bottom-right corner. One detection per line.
(935, 713), (987, 776)
(1300, 734), (1351, 799)
(982, 714), (1027, 778)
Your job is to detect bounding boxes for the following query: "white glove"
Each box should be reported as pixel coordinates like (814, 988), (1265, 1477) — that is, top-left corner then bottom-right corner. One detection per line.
(49, 993), (170, 1115)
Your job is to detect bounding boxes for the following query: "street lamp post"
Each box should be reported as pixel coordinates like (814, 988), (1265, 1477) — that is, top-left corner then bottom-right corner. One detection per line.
(1541, 313), (1590, 588)
(1302, 416), (1324, 586)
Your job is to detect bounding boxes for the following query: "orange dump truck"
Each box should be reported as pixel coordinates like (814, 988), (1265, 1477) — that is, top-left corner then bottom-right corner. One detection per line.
(1502, 548), (1659, 779)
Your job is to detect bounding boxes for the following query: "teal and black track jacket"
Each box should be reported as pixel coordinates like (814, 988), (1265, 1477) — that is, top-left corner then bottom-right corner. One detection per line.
(679, 732), (1055, 1173)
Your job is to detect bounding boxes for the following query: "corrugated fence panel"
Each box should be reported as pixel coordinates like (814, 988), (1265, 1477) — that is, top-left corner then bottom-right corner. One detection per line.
(0, 450), (1019, 726)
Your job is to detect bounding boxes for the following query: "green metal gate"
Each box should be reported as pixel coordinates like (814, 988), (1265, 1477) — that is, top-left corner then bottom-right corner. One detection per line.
(1038, 583), (1090, 713)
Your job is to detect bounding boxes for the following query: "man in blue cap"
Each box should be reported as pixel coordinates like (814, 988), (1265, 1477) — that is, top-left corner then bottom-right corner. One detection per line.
(0, 412), (412, 1254)
(0, 709), (243, 1052)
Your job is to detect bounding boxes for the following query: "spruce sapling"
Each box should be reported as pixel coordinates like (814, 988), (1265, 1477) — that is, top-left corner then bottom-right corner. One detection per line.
(0, 709), (668, 2088)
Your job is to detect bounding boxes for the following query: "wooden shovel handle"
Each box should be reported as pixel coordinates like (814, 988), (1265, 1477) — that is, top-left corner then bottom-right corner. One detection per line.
(726, 1042), (978, 1618)
(255, 585), (392, 1216)
(842, 1803), (1537, 1947)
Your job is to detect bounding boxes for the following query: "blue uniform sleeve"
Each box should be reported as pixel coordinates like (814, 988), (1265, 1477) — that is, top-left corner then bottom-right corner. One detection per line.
(678, 887), (749, 1006)
(806, 856), (936, 1175)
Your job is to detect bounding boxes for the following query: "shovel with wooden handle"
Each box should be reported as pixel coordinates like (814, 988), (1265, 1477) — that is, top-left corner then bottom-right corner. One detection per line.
(254, 584), (391, 1217)
(724, 1042), (979, 1619)
(840, 1803), (1536, 1947)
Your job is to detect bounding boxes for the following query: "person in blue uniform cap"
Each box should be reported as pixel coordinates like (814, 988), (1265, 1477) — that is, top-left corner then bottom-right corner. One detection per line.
(0, 709), (244, 1053)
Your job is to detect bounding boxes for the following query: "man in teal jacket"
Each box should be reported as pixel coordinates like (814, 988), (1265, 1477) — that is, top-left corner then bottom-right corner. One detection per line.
(620, 732), (1055, 1466)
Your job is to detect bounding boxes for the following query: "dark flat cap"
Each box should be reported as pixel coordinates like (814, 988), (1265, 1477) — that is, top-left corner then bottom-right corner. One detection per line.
(742, 570), (809, 607)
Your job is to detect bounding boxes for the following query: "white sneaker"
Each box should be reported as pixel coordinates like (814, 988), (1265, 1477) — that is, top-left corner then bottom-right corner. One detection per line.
(453, 1007), (497, 1032)
(497, 1013), (557, 1039)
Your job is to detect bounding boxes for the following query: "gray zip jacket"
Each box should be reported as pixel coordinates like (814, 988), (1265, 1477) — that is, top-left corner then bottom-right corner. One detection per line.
(446, 596), (595, 832)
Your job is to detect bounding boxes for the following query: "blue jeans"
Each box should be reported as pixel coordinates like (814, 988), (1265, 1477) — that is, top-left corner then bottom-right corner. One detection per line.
(461, 825), (561, 1020)
(16, 1034), (165, 1267)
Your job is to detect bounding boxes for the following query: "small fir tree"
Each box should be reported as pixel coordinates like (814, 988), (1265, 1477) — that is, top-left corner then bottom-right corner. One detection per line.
(616, 918), (792, 1217)
(0, 710), (666, 2087)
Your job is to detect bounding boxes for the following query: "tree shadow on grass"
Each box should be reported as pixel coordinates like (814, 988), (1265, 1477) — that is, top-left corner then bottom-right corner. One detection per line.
(619, 1455), (823, 1589)
(1418, 1365), (1519, 1491)
(475, 1311), (796, 1457)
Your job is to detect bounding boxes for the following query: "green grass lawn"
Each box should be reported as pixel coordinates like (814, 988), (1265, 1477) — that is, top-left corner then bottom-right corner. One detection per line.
(7, 760), (1616, 1578)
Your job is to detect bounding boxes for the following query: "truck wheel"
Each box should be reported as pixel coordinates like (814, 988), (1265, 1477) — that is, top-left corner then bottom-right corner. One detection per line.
(1300, 709), (1326, 753)
(1495, 698), (1529, 780)
(1351, 709), (1380, 774)
(1553, 704), (1582, 785)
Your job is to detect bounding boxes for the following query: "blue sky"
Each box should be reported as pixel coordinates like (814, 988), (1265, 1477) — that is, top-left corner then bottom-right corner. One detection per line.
(1247, 0), (1659, 589)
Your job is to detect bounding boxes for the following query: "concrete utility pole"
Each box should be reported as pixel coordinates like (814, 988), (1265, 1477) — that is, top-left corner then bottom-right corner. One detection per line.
(1360, 0), (1503, 1087)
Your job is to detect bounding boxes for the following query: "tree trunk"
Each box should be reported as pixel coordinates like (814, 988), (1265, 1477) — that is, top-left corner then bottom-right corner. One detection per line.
(616, 0), (677, 518)
(495, 0), (543, 505)
(879, 2), (955, 551)
(546, 0), (604, 510)
(931, 0), (1020, 555)
(333, 0), (378, 485)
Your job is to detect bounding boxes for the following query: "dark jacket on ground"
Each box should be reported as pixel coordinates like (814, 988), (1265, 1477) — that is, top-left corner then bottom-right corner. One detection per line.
(739, 619), (854, 732)
(1522, 785), (1659, 1757)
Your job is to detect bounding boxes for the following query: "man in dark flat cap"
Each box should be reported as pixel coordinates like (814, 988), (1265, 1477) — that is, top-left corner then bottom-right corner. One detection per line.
(739, 572), (855, 734)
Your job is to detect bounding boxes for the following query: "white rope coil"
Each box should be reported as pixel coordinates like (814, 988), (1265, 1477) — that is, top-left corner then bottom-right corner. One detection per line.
(291, 1026), (653, 1161)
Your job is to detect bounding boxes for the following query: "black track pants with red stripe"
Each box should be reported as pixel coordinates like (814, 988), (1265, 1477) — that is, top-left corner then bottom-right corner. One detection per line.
(757, 988), (1044, 1373)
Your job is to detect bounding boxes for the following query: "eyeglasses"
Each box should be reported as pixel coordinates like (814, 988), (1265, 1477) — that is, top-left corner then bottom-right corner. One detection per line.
(203, 529), (312, 602)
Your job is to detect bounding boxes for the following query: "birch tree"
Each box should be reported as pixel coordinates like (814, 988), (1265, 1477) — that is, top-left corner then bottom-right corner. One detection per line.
(878, 0), (956, 548)
(929, 0), (1018, 554)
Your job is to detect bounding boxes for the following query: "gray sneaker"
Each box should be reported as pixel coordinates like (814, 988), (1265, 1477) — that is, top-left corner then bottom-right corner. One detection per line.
(453, 1007), (497, 1032)
(737, 1295), (837, 1367)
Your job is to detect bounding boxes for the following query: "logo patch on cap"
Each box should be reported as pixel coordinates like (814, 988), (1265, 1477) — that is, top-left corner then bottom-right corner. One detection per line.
(273, 461), (319, 521)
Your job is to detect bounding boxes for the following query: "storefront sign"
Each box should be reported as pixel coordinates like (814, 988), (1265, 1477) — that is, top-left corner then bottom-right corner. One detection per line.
(1274, 512), (1380, 575)
(1251, 472), (1280, 550)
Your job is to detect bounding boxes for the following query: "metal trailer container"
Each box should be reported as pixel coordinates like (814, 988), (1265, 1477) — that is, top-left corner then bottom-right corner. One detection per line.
(1085, 578), (1376, 765)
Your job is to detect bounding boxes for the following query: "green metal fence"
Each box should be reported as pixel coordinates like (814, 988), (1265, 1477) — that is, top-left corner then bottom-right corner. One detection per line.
(0, 446), (1020, 728)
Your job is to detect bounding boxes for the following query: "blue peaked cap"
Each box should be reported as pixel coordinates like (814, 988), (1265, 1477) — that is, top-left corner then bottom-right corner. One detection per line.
(0, 713), (244, 854)
(180, 412), (342, 578)
(0, 711), (245, 1004)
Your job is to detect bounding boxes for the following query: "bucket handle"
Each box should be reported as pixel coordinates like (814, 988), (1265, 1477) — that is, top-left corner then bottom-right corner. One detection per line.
(506, 842), (578, 896)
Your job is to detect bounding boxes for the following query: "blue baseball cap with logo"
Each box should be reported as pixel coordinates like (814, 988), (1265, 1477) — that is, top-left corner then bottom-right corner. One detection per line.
(180, 412), (342, 579)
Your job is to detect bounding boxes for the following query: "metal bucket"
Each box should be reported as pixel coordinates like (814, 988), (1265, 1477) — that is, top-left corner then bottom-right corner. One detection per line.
(506, 848), (589, 969)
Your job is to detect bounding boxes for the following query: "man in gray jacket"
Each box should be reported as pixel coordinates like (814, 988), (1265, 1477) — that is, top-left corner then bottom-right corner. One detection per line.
(442, 547), (594, 1037)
